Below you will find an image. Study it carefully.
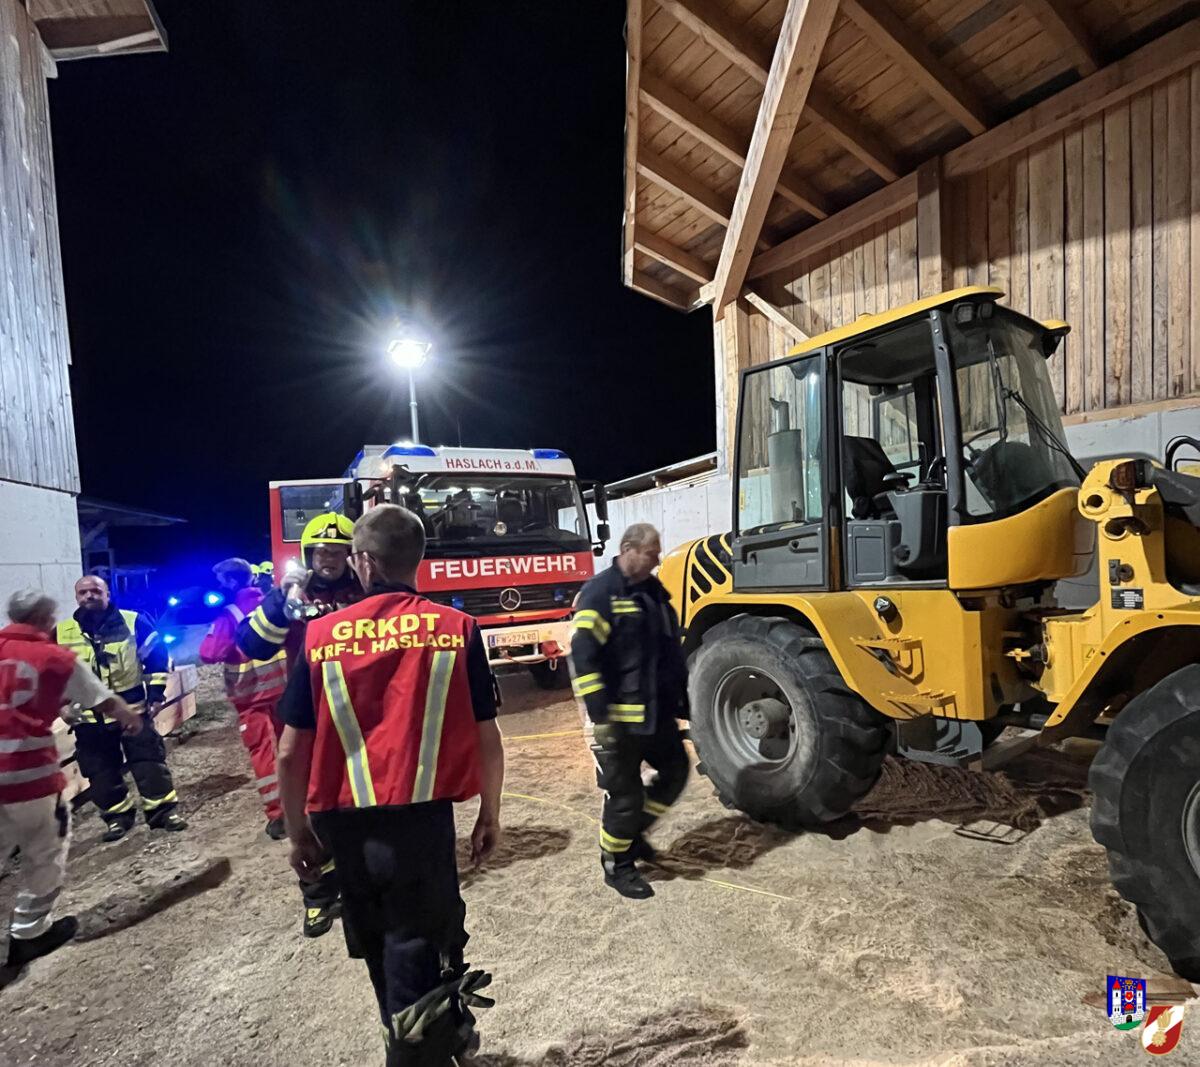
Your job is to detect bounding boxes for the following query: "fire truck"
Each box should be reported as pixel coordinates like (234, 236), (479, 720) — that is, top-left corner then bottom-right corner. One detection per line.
(267, 444), (609, 687)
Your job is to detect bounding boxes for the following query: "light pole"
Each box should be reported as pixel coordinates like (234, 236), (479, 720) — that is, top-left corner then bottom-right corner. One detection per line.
(387, 336), (432, 443)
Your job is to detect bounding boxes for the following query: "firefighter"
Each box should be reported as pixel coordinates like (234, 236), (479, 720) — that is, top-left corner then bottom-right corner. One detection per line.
(56, 576), (188, 841)
(252, 560), (274, 594)
(198, 558), (289, 839)
(235, 512), (361, 937)
(569, 522), (690, 899)
(276, 505), (504, 1065)
(1, 590), (143, 966)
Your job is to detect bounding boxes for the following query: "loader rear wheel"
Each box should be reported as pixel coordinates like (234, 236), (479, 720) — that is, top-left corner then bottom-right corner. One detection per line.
(1089, 664), (1200, 981)
(687, 615), (891, 826)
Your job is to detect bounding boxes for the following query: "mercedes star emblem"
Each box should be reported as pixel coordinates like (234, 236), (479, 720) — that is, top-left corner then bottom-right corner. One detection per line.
(498, 587), (522, 611)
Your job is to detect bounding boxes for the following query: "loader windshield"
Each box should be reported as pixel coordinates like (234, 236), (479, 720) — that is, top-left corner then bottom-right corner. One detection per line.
(946, 308), (1079, 519)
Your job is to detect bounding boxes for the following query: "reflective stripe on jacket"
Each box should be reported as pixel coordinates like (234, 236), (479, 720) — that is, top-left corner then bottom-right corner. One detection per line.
(303, 591), (482, 813)
(56, 606), (168, 720)
(0, 624), (73, 803)
(568, 562), (687, 734)
(201, 590), (288, 710)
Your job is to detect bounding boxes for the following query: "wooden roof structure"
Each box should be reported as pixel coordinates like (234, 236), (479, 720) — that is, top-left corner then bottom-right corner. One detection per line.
(621, 0), (1200, 316)
(29, 0), (166, 61)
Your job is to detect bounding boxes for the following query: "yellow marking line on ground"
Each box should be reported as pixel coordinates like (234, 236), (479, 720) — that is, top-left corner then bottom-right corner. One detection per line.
(503, 729), (582, 742)
(499, 791), (796, 903)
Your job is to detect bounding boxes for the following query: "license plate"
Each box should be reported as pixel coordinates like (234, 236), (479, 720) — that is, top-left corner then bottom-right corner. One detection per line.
(487, 629), (539, 649)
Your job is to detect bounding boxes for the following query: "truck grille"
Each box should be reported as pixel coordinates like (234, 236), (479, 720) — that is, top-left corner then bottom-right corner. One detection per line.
(425, 581), (582, 617)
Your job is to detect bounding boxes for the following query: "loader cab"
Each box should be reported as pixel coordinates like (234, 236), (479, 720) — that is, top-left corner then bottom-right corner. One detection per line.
(732, 287), (1085, 593)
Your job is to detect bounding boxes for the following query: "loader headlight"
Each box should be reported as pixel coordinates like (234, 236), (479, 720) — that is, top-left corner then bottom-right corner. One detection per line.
(1110, 460), (1151, 492)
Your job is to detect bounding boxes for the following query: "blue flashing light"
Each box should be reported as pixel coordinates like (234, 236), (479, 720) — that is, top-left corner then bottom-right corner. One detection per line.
(553, 587), (567, 604)
(532, 448), (566, 460)
(163, 633), (178, 645)
(383, 444), (436, 458)
(451, 595), (465, 611)
(167, 596), (180, 607)
(204, 591), (224, 607)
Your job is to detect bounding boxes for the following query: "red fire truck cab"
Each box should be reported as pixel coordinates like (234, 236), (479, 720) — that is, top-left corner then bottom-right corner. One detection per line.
(268, 445), (609, 688)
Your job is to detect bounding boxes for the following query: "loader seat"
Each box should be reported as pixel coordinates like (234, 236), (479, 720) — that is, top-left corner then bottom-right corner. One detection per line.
(842, 436), (901, 520)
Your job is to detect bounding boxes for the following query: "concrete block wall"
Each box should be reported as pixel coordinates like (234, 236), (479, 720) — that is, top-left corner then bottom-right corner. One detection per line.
(0, 479), (82, 618)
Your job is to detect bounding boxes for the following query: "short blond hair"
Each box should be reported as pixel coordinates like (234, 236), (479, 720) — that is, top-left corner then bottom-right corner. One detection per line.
(353, 505), (426, 580)
(619, 523), (660, 551)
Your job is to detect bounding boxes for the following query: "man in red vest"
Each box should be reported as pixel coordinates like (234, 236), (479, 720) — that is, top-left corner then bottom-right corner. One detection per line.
(276, 505), (505, 1067)
(199, 558), (289, 839)
(1, 589), (143, 968)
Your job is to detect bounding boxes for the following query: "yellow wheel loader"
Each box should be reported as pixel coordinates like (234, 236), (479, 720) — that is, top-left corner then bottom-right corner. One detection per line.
(659, 287), (1200, 980)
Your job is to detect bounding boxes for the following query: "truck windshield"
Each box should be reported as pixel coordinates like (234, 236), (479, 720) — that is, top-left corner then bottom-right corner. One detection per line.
(946, 309), (1080, 519)
(393, 474), (590, 553)
(278, 484), (346, 541)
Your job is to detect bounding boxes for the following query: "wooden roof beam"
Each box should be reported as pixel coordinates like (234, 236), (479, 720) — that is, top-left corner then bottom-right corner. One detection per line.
(633, 224), (715, 283)
(637, 149), (733, 225)
(640, 73), (831, 218)
(748, 170), (918, 279)
(653, 0), (900, 184)
(622, 0), (644, 286)
(943, 18), (1200, 179)
(631, 268), (697, 310)
(712, 0), (840, 312)
(841, 0), (990, 135)
(1023, 0), (1101, 76)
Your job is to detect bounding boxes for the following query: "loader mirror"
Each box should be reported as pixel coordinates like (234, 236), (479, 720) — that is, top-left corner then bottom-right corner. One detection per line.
(342, 481), (363, 520)
(1040, 321), (1071, 358)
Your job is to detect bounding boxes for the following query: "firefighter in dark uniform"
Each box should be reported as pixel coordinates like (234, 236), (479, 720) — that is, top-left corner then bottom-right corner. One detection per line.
(570, 522), (689, 899)
(276, 504), (504, 1065)
(235, 511), (362, 937)
(56, 576), (187, 840)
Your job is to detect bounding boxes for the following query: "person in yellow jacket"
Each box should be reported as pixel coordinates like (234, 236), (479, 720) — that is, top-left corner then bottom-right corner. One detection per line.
(56, 576), (187, 841)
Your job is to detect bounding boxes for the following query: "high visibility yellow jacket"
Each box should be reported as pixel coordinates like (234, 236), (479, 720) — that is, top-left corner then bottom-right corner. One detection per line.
(56, 605), (168, 721)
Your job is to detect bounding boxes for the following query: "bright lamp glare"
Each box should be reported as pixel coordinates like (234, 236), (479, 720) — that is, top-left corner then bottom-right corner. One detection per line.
(387, 337), (431, 370)
(163, 633), (178, 645)
(204, 591), (224, 607)
(167, 596), (180, 607)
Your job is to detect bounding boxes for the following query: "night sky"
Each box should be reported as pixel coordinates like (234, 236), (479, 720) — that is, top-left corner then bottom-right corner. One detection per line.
(49, 2), (714, 568)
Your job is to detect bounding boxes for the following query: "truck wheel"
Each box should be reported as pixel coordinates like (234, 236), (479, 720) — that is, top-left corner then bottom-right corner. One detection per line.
(528, 659), (571, 691)
(687, 615), (891, 825)
(1089, 664), (1200, 981)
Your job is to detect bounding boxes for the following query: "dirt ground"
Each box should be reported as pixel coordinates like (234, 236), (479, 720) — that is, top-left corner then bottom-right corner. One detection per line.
(1, 666), (1194, 1066)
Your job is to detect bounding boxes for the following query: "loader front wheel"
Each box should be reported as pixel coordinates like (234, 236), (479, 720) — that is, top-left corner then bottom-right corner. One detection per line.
(1089, 664), (1200, 981)
(688, 615), (890, 825)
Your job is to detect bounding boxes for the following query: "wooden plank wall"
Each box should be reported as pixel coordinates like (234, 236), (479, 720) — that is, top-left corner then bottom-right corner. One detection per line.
(724, 64), (1200, 431)
(0, 0), (79, 494)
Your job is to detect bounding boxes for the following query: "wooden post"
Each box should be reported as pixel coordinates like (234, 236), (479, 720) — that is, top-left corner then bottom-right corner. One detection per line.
(916, 157), (946, 298)
(714, 302), (749, 472)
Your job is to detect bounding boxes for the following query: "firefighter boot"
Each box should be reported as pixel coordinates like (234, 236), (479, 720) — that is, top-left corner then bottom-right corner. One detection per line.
(601, 850), (654, 899)
(265, 817), (287, 841)
(152, 812), (188, 832)
(629, 834), (658, 864)
(5, 916), (78, 967)
(303, 900), (342, 938)
(102, 814), (135, 843)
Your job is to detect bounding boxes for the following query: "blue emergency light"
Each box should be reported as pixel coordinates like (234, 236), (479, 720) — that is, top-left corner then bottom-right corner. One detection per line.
(204, 591), (224, 607)
(383, 444), (437, 458)
(532, 448), (566, 460)
(163, 634), (178, 645)
(167, 596), (180, 607)
(451, 595), (465, 611)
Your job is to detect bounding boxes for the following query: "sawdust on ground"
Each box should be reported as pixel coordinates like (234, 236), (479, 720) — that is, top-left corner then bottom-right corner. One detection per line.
(0, 667), (1190, 1066)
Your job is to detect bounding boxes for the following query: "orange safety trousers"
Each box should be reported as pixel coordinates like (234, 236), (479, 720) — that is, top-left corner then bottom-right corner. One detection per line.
(237, 702), (284, 820)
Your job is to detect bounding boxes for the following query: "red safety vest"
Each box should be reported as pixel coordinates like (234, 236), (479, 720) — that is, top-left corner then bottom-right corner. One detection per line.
(219, 590), (288, 711)
(304, 591), (482, 813)
(0, 625), (74, 804)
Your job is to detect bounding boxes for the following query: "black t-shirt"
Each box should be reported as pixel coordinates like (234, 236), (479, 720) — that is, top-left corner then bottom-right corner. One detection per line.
(277, 582), (498, 731)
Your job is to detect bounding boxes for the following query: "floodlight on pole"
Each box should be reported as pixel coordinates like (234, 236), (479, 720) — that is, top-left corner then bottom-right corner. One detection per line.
(386, 335), (433, 443)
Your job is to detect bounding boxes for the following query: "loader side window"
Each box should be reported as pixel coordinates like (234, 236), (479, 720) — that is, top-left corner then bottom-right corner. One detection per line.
(737, 357), (824, 535)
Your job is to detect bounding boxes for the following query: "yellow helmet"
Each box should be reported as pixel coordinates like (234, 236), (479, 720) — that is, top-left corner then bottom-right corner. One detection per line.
(258, 560), (274, 574)
(300, 512), (355, 565)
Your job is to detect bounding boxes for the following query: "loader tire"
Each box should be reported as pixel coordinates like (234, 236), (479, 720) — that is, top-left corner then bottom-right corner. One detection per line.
(687, 615), (890, 826)
(1089, 664), (1200, 982)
